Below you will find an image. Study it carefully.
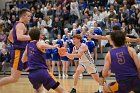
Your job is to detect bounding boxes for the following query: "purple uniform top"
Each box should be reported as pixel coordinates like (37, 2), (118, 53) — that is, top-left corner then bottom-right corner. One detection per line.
(13, 22), (28, 50)
(27, 41), (48, 71)
(110, 46), (138, 82)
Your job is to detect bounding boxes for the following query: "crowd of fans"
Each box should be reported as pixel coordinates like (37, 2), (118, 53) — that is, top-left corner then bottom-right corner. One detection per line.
(0, 0), (140, 77)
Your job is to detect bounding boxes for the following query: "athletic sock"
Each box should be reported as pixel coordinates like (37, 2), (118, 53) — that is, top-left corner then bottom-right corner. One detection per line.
(40, 90), (46, 93)
(98, 85), (103, 92)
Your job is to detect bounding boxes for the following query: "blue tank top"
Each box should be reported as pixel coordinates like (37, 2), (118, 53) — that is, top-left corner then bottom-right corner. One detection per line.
(94, 27), (102, 35)
(27, 41), (48, 71)
(81, 38), (87, 43)
(46, 49), (52, 59)
(63, 35), (68, 42)
(13, 22), (28, 50)
(83, 34), (87, 39)
(86, 41), (95, 53)
(66, 40), (74, 53)
(110, 46), (138, 81)
(52, 48), (60, 61)
(56, 39), (63, 47)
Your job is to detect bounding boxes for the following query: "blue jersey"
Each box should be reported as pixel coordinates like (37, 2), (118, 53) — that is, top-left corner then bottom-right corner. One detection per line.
(81, 38), (87, 43)
(27, 41), (48, 71)
(62, 35), (68, 42)
(94, 27), (102, 35)
(66, 39), (74, 53)
(83, 34), (87, 39)
(56, 39), (63, 47)
(13, 22), (28, 50)
(110, 46), (138, 81)
(91, 33), (98, 46)
(86, 41), (95, 53)
(76, 29), (81, 34)
(52, 48), (60, 61)
(46, 49), (52, 60)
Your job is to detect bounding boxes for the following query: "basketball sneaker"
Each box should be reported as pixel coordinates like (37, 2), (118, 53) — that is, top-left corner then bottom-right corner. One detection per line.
(62, 74), (65, 79)
(95, 90), (103, 93)
(58, 74), (61, 78)
(70, 88), (76, 93)
(65, 74), (69, 78)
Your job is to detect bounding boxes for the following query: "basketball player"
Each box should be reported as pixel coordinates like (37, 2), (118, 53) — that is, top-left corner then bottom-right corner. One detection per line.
(64, 34), (103, 93)
(22, 28), (68, 93)
(102, 31), (140, 93)
(0, 8), (31, 87)
(89, 25), (140, 92)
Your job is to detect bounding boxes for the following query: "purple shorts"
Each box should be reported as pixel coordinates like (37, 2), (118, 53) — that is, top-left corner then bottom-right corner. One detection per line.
(10, 49), (28, 71)
(28, 69), (60, 90)
(108, 77), (140, 93)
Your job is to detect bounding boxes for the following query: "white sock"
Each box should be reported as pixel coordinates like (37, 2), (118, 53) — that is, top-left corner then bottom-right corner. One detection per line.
(98, 85), (103, 92)
(73, 86), (76, 89)
(40, 90), (45, 93)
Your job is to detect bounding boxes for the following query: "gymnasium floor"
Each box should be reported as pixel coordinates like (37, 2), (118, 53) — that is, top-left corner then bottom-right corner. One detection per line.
(0, 75), (109, 93)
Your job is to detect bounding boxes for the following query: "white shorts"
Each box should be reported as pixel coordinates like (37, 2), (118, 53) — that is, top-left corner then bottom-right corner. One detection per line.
(79, 61), (97, 74)
(101, 40), (108, 46)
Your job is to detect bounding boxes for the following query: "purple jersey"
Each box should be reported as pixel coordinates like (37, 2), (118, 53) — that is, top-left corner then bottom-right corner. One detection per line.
(27, 41), (48, 71)
(110, 46), (138, 81)
(13, 22), (28, 50)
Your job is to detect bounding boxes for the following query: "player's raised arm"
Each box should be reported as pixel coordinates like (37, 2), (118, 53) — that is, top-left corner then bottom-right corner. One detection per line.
(37, 41), (58, 50)
(86, 31), (108, 40)
(125, 37), (139, 42)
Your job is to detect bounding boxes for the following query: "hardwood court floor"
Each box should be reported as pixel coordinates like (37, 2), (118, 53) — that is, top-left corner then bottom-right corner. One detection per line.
(0, 75), (134, 93)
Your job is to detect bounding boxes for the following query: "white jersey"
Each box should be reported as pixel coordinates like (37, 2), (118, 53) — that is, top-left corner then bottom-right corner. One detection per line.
(79, 49), (94, 63)
(74, 44), (97, 74)
(73, 44), (94, 63)
(73, 44), (97, 74)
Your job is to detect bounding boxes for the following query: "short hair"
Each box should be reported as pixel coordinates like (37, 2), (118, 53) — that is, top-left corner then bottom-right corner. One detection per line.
(19, 8), (30, 18)
(73, 34), (82, 40)
(29, 27), (40, 40)
(112, 25), (121, 31)
(110, 31), (126, 47)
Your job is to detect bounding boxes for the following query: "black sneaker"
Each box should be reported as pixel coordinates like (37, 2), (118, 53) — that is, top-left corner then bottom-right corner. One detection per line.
(70, 88), (76, 93)
(94, 90), (103, 93)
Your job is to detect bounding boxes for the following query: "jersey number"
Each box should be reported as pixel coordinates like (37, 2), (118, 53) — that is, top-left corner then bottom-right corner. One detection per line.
(116, 52), (125, 64)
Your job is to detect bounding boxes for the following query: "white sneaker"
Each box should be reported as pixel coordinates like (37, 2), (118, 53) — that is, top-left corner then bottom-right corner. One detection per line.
(65, 74), (69, 78)
(58, 74), (61, 78)
(79, 74), (83, 77)
(79, 74), (83, 79)
(62, 74), (65, 79)
(98, 85), (103, 92)
(73, 74), (75, 78)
